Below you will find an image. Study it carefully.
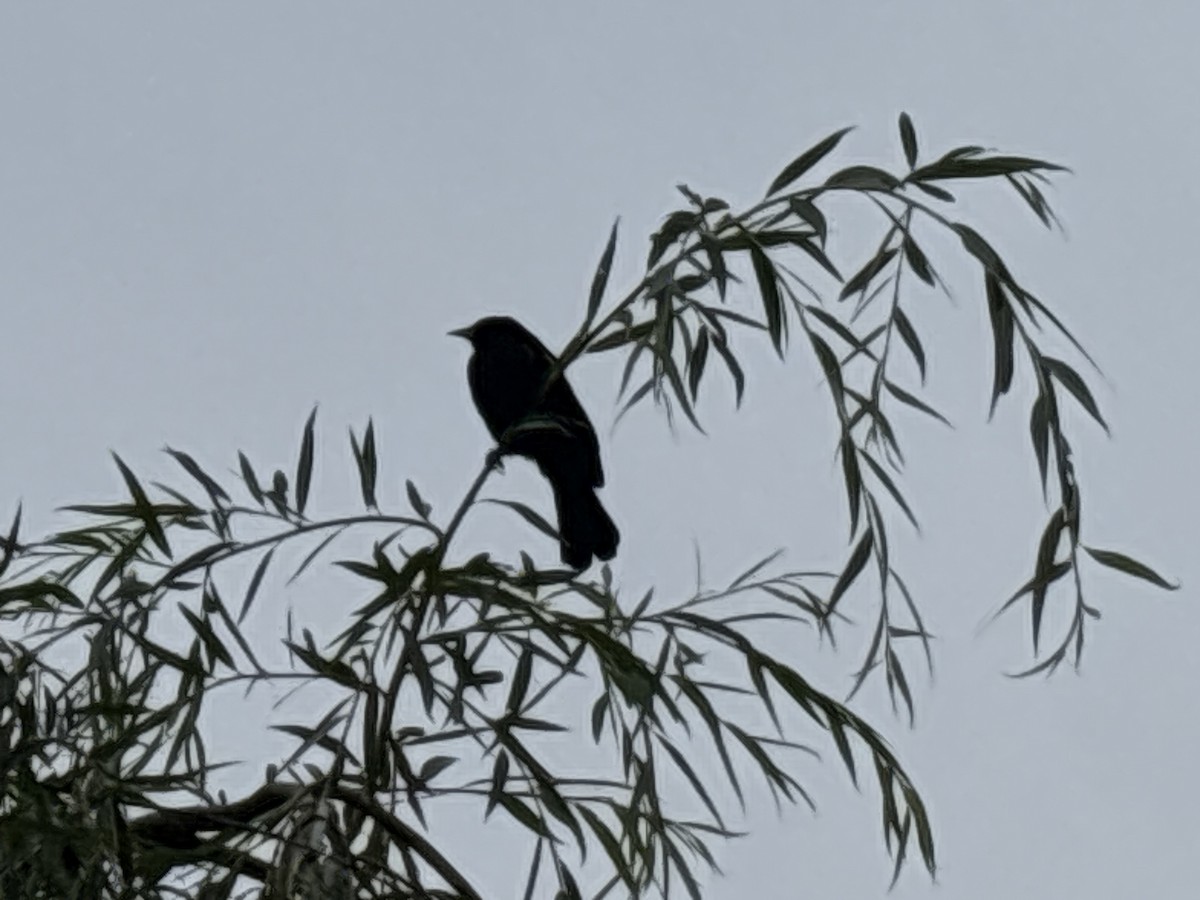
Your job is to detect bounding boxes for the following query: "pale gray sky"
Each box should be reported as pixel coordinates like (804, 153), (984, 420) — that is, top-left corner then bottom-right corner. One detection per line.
(1, 3), (1196, 898)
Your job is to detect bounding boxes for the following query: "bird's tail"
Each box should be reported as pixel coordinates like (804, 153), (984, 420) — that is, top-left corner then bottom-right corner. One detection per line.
(551, 481), (619, 570)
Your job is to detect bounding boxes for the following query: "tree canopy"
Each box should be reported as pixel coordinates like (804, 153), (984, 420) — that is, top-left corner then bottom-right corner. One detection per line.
(0, 114), (1176, 899)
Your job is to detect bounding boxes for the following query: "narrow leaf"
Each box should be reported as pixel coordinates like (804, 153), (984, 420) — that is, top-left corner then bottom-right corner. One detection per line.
(824, 165), (900, 191)
(238, 452), (265, 505)
(166, 448), (230, 504)
(688, 328), (709, 401)
(710, 330), (745, 406)
(406, 479), (432, 519)
(1083, 547), (1178, 590)
(766, 126), (855, 197)
(112, 452), (170, 557)
(898, 112), (918, 168)
(827, 531), (873, 615)
(482, 499), (560, 542)
(789, 197), (827, 245)
(295, 407), (317, 517)
(586, 219), (619, 327)
(902, 237), (935, 286)
(986, 274), (1015, 417)
(892, 308), (926, 382)
(1029, 392), (1052, 495)
(1031, 509), (1066, 652)
(839, 247), (899, 302)
(884, 381), (951, 427)
(1041, 357), (1108, 433)
(750, 245), (785, 355)
(238, 548), (275, 624)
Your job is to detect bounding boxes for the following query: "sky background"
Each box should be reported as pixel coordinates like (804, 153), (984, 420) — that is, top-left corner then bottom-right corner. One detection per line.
(1, 2), (1197, 898)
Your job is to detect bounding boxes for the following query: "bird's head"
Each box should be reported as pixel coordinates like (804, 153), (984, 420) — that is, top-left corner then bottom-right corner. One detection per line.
(449, 316), (525, 348)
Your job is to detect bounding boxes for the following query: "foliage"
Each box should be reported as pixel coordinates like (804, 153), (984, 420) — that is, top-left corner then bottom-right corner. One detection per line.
(0, 114), (1175, 898)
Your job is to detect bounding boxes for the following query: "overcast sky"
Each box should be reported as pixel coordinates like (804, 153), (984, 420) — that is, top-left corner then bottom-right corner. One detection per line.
(1, 3), (1196, 898)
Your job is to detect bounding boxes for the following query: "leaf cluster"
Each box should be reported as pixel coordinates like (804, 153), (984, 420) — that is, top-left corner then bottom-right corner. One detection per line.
(0, 114), (1175, 899)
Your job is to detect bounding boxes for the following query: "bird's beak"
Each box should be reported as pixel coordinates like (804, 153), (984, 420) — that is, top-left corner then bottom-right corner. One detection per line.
(448, 325), (473, 340)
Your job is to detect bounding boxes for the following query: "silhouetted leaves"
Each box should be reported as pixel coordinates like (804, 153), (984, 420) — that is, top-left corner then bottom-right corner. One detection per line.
(1083, 547), (1178, 590)
(295, 407), (318, 517)
(986, 274), (1015, 417)
(766, 126), (854, 196)
(0, 117), (1172, 900)
(587, 219), (620, 328)
(898, 112), (918, 169)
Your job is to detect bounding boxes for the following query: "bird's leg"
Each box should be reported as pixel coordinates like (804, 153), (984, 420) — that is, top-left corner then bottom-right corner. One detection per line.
(485, 445), (508, 472)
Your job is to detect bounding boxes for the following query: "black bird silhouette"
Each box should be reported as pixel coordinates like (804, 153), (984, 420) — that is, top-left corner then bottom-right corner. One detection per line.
(450, 316), (619, 569)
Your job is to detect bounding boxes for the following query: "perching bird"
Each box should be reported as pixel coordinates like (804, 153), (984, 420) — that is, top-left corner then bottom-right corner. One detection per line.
(450, 316), (619, 569)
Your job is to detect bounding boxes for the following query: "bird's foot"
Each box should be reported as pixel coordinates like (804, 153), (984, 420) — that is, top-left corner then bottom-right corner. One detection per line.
(486, 446), (508, 472)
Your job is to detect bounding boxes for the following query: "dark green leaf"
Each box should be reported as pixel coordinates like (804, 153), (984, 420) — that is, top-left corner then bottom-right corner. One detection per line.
(507, 647), (534, 714)
(860, 452), (919, 530)
(674, 675), (744, 808)
(1006, 174), (1048, 227)
(825, 165), (900, 191)
(0, 579), (83, 611)
(986, 274), (1015, 417)
(587, 320), (656, 354)
(112, 452), (170, 557)
(238, 452), (264, 505)
(497, 794), (552, 837)
(1031, 509), (1067, 652)
(827, 530), (873, 616)
(710, 330), (746, 406)
(911, 181), (955, 202)
(898, 112), (918, 168)
(892, 308), (927, 382)
(660, 739), (725, 828)
(355, 419), (379, 510)
(955, 223), (1007, 278)
(902, 237), (935, 286)
(839, 247), (899, 302)
(750, 245), (785, 355)
(699, 233), (729, 301)
(418, 755), (457, 783)
(590, 694), (609, 743)
(0, 503), (21, 580)
(884, 381), (951, 427)
(995, 560), (1072, 621)
(487, 751), (509, 817)
(660, 351), (707, 432)
(840, 437), (863, 534)
(586, 219), (619, 327)
(295, 407), (317, 517)
(405, 479), (432, 519)
(648, 210), (699, 268)
(577, 807), (633, 891)
(688, 328), (709, 400)
(766, 126), (855, 197)
(804, 305), (875, 358)
(481, 499), (560, 543)
(789, 197), (827, 245)
(809, 333), (845, 406)
(827, 715), (857, 787)
(166, 448), (230, 505)
(912, 154), (1068, 182)
(677, 183), (704, 207)
(1041, 357), (1108, 433)
(179, 605), (235, 670)
(1029, 392), (1052, 495)
(1083, 547), (1178, 590)
(238, 548), (275, 624)
(781, 231), (843, 281)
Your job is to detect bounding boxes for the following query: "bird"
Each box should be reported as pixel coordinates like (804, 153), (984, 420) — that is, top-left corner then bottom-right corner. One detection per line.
(450, 316), (619, 569)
